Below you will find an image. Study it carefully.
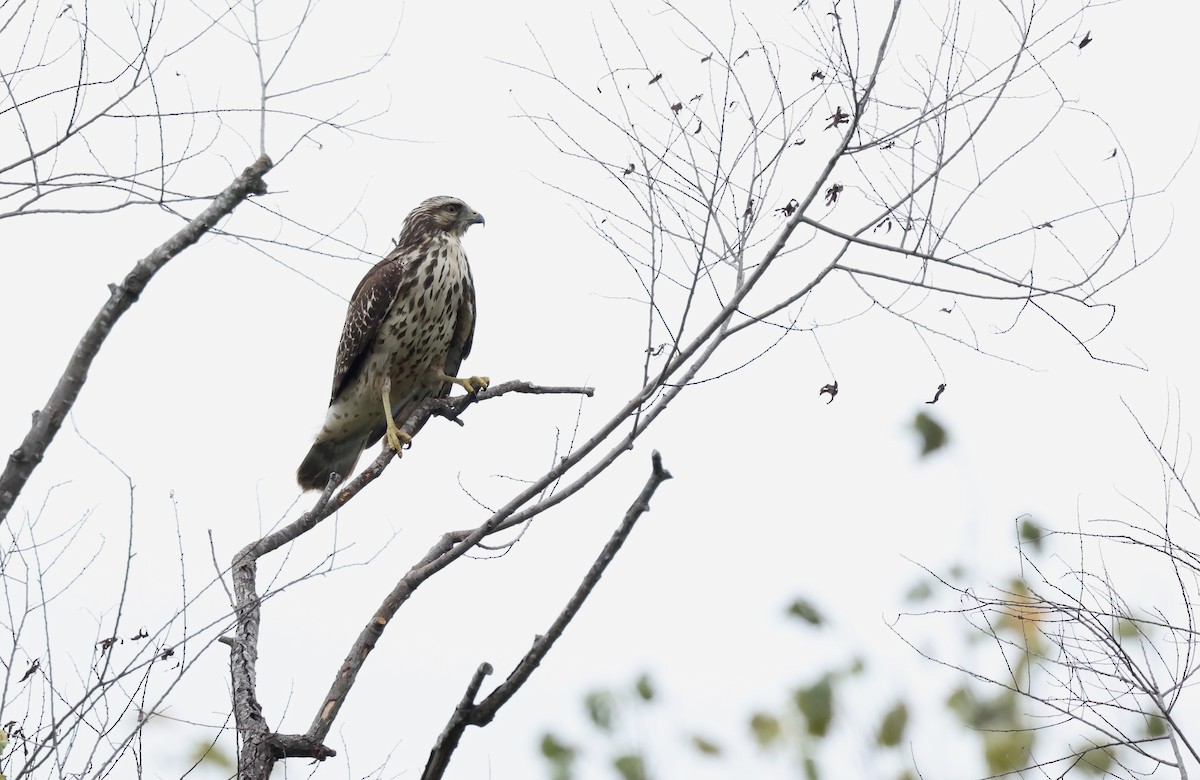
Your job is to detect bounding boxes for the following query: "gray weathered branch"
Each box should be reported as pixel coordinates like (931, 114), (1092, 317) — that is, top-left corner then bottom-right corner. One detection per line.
(223, 380), (592, 778)
(420, 451), (672, 780)
(0, 154), (274, 525)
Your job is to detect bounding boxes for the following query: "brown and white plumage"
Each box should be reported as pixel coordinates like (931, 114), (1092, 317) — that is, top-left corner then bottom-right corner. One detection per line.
(297, 195), (486, 491)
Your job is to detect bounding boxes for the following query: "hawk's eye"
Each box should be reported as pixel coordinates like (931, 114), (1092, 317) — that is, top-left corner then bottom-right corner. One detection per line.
(444, 203), (461, 214)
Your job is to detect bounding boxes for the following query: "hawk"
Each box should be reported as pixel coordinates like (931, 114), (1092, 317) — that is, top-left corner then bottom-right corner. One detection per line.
(297, 195), (488, 491)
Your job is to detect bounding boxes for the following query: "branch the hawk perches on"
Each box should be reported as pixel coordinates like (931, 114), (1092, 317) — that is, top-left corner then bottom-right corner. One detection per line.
(297, 196), (489, 491)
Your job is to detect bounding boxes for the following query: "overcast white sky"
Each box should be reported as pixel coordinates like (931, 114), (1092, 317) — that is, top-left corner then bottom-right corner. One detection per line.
(2, 1), (1199, 778)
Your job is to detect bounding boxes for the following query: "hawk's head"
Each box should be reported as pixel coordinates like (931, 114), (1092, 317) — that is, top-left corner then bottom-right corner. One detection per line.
(399, 196), (485, 246)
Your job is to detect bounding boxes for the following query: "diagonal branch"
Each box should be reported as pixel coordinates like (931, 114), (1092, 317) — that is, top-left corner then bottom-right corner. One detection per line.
(420, 662), (494, 780)
(0, 154), (274, 525)
(420, 451), (673, 780)
(220, 380), (593, 777)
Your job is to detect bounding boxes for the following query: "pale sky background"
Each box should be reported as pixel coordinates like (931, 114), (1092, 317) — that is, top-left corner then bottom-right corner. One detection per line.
(2, 1), (1199, 778)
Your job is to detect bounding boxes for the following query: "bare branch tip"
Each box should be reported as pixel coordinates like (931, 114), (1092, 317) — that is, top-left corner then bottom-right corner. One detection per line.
(650, 450), (672, 480)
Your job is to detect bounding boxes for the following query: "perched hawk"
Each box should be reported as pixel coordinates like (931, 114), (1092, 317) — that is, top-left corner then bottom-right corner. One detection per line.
(297, 195), (488, 491)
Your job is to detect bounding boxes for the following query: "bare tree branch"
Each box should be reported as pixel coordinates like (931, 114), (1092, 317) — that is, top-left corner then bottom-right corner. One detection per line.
(223, 381), (593, 778)
(0, 154), (273, 526)
(420, 451), (673, 780)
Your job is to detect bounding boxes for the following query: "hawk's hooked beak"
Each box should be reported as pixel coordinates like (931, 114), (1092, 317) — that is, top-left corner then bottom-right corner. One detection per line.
(471, 210), (485, 226)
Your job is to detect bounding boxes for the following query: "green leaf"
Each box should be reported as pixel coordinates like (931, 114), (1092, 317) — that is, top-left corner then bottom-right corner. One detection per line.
(1018, 517), (1044, 551)
(948, 684), (1020, 730)
(794, 676), (834, 737)
(912, 412), (948, 456)
(634, 673), (655, 702)
(1146, 714), (1167, 737)
(904, 581), (933, 602)
(541, 733), (576, 761)
(613, 753), (647, 780)
(690, 734), (721, 756)
(983, 728), (1035, 773)
(749, 712), (782, 747)
(787, 598), (824, 626)
(876, 701), (908, 747)
(188, 740), (235, 772)
(1116, 617), (1140, 639)
(945, 687), (973, 724)
(585, 691), (617, 733)
(803, 756), (820, 780)
(1078, 746), (1113, 775)
(540, 734), (577, 780)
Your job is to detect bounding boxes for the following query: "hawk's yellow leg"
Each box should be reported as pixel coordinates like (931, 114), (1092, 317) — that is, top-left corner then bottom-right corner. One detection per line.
(438, 372), (490, 394)
(381, 377), (411, 453)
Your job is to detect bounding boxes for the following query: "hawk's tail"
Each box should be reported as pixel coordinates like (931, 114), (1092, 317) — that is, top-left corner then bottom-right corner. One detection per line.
(296, 435), (368, 492)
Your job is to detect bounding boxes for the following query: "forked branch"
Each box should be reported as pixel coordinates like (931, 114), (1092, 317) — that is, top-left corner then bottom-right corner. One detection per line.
(420, 451), (673, 780)
(224, 380), (593, 778)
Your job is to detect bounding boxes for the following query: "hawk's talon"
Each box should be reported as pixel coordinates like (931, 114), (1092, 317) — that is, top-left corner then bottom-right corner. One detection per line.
(385, 424), (411, 454)
(381, 376), (411, 454)
(441, 373), (490, 394)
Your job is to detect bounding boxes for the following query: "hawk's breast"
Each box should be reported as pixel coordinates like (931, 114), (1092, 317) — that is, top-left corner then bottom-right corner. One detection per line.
(331, 238), (471, 434)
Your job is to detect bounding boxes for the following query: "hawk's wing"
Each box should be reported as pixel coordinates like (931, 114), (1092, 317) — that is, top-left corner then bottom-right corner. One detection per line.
(329, 249), (408, 402)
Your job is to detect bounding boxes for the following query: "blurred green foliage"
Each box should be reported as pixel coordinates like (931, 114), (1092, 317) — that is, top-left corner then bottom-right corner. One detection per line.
(690, 735), (721, 756)
(613, 754), (646, 780)
(541, 733), (577, 780)
(538, 521), (1166, 779)
(750, 712), (782, 747)
(1018, 516), (1045, 551)
(794, 675), (834, 737)
(634, 674), (655, 702)
(912, 412), (948, 456)
(586, 691), (617, 733)
(187, 740), (235, 773)
(786, 598), (825, 626)
(876, 702), (908, 748)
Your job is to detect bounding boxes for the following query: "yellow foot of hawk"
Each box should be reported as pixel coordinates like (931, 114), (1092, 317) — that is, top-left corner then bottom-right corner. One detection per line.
(440, 373), (490, 394)
(381, 376), (412, 454)
(385, 422), (412, 454)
